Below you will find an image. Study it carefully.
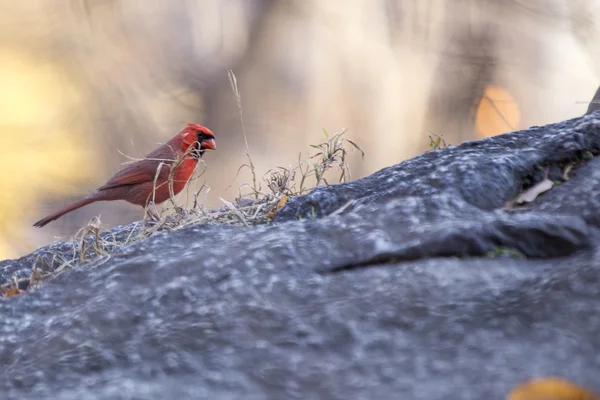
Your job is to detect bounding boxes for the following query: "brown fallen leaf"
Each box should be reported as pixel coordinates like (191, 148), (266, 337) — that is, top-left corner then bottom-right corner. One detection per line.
(1, 287), (22, 297)
(507, 377), (598, 400)
(268, 195), (289, 219)
(1, 276), (24, 298)
(516, 168), (553, 204)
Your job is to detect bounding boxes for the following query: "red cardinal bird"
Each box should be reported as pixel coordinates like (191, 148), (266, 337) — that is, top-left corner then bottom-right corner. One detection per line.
(33, 123), (216, 228)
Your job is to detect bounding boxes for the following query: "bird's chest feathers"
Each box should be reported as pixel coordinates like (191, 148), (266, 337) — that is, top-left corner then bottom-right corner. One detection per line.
(167, 158), (197, 192)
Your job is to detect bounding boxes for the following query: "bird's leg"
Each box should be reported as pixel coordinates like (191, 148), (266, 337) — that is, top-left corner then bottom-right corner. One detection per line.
(144, 202), (161, 224)
(147, 209), (160, 223)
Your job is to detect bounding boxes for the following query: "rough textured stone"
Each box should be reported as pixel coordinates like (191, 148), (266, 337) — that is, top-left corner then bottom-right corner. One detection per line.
(2, 112), (600, 399)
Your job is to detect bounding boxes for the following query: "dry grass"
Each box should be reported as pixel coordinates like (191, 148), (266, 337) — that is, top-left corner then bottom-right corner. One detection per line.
(152, 123), (364, 232)
(3, 128), (363, 294)
(2, 73), (365, 294)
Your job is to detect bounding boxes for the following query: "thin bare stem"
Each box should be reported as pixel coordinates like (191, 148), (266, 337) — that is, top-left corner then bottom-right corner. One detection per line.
(228, 69), (258, 198)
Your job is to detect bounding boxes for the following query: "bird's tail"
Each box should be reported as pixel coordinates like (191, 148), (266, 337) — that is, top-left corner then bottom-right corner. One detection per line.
(33, 196), (99, 228)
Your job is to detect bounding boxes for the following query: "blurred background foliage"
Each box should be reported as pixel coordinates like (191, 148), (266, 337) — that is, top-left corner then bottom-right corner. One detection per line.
(1, 0), (599, 259)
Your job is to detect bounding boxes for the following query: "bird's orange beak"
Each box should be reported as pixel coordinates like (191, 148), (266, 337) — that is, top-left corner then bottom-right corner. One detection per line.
(202, 138), (216, 150)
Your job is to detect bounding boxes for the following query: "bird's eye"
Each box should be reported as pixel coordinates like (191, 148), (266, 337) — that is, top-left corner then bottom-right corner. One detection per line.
(196, 131), (214, 142)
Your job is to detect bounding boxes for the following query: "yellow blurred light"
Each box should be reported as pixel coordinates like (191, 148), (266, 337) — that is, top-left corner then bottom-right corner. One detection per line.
(0, 51), (98, 258)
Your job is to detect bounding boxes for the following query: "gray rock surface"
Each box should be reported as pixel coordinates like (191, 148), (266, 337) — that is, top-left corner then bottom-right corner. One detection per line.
(2, 112), (600, 399)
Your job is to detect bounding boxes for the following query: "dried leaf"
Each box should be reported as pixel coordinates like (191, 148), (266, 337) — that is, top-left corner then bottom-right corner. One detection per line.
(2, 287), (23, 297)
(276, 195), (288, 210)
(267, 195), (289, 219)
(507, 377), (598, 400)
(516, 177), (553, 204)
(2, 276), (24, 297)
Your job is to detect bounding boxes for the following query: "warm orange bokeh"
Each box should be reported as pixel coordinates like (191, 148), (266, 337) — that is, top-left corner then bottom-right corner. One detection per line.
(0, 51), (99, 258)
(476, 85), (521, 138)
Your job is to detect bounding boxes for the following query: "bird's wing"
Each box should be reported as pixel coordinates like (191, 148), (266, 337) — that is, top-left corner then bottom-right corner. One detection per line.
(97, 160), (169, 191)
